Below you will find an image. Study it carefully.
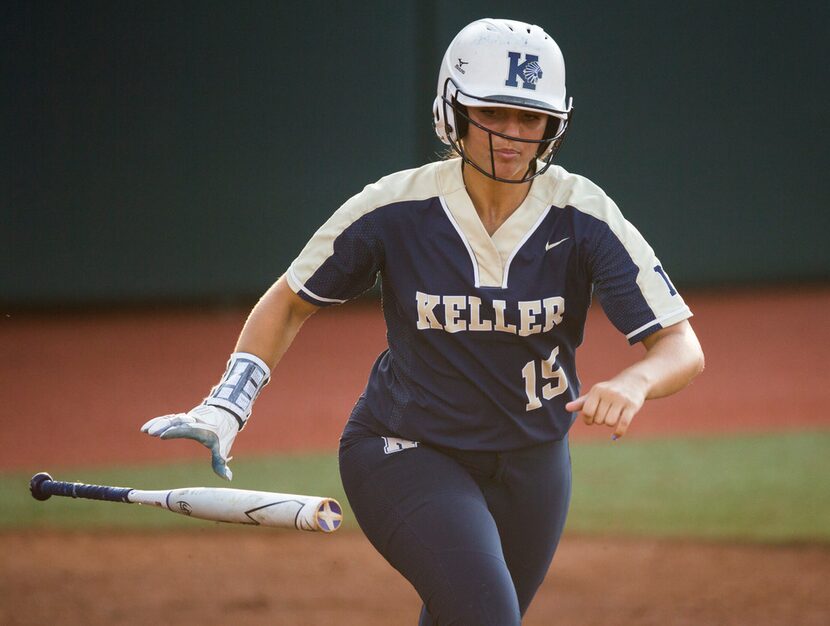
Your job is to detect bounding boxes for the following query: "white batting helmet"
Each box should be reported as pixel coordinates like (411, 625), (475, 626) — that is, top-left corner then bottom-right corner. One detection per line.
(432, 18), (574, 182)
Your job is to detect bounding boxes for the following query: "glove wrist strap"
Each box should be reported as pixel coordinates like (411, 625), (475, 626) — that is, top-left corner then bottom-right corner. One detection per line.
(203, 352), (271, 429)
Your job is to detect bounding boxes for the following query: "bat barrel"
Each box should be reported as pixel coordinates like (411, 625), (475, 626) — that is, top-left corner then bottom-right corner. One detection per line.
(150, 487), (344, 532)
(30, 472), (133, 503)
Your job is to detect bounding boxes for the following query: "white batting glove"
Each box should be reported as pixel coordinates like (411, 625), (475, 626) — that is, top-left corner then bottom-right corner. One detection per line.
(141, 405), (240, 480)
(141, 352), (271, 481)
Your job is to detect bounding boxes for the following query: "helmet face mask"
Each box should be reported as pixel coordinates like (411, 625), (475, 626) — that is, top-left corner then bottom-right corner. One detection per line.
(438, 78), (570, 183)
(432, 19), (574, 183)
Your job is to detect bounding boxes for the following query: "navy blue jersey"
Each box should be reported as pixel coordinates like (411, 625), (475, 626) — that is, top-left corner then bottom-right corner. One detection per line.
(287, 159), (691, 450)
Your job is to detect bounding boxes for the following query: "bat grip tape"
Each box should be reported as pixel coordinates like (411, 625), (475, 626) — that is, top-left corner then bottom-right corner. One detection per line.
(48, 480), (133, 502)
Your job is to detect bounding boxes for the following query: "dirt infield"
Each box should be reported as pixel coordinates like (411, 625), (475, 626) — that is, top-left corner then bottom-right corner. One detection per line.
(2, 286), (829, 624)
(2, 531), (829, 626)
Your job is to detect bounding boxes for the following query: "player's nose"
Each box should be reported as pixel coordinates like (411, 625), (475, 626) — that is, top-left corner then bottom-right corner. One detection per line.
(500, 111), (523, 136)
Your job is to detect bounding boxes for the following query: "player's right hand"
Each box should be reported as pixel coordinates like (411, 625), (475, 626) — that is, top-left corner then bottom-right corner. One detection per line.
(141, 405), (239, 481)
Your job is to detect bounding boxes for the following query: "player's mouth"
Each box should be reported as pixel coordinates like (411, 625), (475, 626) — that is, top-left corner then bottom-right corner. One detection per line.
(492, 147), (521, 159)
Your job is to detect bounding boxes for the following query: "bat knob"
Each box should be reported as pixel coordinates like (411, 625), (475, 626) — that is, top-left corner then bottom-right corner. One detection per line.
(30, 472), (53, 501)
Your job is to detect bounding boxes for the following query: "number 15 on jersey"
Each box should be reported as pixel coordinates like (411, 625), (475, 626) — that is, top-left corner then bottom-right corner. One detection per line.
(521, 347), (569, 411)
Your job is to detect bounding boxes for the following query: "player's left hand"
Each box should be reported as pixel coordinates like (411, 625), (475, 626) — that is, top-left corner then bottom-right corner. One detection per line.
(140, 405), (239, 480)
(565, 379), (646, 439)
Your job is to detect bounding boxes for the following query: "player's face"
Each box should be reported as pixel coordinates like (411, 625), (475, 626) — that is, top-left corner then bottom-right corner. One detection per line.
(463, 107), (549, 182)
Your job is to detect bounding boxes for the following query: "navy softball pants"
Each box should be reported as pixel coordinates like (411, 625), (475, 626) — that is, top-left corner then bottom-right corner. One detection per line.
(339, 418), (572, 625)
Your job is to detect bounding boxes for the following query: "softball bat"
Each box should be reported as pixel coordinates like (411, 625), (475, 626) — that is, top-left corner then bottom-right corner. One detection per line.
(29, 472), (342, 533)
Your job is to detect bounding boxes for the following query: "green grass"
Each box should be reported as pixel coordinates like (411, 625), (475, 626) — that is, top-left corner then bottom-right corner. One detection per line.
(2, 433), (828, 542)
(566, 431), (830, 542)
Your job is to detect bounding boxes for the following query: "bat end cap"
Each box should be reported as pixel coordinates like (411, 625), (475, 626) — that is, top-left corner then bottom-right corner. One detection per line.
(316, 498), (343, 533)
(30, 472), (53, 501)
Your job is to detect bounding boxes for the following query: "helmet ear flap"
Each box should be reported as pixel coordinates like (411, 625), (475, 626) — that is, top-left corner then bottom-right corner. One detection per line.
(432, 89), (469, 147)
(537, 110), (572, 161)
(432, 95), (449, 144)
(454, 101), (469, 140)
(544, 116), (563, 141)
(536, 116), (562, 158)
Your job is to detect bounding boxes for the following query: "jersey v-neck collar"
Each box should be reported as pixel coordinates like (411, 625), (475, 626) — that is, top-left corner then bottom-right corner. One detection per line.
(436, 159), (551, 289)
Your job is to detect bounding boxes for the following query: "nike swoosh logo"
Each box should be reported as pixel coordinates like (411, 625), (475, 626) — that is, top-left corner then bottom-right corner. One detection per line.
(545, 237), (570, 251)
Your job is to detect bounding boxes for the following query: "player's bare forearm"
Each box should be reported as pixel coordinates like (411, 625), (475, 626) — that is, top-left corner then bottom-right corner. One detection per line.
(235, 275), (320, 371)
(617, 320), (705, 400)
(565, 320), (704, 437)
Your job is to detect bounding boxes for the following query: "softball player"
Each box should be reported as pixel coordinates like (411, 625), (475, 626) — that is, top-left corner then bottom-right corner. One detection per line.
(142, 18), (704, 625)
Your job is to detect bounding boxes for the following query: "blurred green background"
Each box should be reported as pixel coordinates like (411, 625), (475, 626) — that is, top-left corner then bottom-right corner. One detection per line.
(3, 1), (828, 307)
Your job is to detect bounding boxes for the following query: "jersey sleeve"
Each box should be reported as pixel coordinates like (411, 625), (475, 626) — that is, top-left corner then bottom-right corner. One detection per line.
(286, 190), (384, 307)
(568, 181), (692, 344)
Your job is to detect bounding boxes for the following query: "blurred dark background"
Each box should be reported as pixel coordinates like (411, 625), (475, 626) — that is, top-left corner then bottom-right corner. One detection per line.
(3, 1), (828, 307)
